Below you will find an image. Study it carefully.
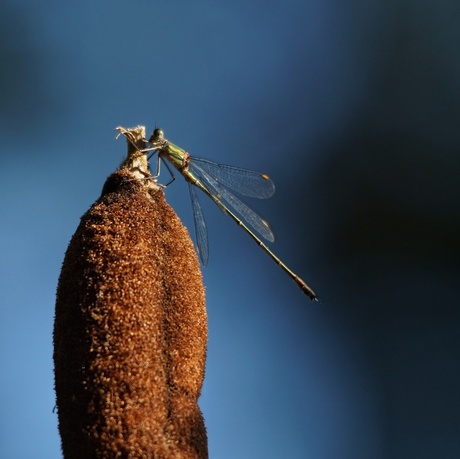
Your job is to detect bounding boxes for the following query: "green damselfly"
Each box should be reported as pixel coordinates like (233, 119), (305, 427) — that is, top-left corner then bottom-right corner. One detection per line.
(144, 128), (318, 301)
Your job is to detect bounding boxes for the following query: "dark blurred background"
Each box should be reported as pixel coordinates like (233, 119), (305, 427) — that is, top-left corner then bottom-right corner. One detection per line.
(1, 1), (459, 458)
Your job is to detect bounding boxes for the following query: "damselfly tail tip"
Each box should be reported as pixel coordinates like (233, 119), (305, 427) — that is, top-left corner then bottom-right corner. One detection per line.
(302, 286), (319, 302)
(296, 279), (319, 302)
(305, 292), (320, 302)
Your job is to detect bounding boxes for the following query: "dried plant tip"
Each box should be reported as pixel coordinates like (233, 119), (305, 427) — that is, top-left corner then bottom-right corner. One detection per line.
(115, 125), (157, 185)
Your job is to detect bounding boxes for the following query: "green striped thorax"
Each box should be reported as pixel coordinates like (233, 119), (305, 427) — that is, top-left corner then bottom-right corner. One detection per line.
(148, 128), (190, 171)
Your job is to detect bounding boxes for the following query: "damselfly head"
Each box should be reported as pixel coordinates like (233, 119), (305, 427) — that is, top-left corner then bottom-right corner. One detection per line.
(149, 128), (165, 144)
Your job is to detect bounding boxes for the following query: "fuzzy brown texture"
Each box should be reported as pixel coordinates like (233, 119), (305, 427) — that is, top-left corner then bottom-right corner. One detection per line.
(54, 169), (208, 459)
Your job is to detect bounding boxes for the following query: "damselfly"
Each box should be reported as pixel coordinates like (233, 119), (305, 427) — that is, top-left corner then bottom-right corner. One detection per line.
(144, 128), (318, 301)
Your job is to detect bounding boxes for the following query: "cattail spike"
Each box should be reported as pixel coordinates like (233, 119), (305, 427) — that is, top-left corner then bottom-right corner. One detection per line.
(54, 126), (208, 458)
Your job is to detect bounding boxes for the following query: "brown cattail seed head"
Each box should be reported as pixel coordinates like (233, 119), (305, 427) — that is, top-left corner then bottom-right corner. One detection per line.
(54, 126), (208, 459)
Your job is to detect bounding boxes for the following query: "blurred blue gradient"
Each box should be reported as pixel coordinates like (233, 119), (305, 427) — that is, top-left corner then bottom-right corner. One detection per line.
(1, 1), (459, 458)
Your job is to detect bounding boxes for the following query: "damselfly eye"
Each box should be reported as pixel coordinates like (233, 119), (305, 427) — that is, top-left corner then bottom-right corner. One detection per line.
(149, 128), (164, 143)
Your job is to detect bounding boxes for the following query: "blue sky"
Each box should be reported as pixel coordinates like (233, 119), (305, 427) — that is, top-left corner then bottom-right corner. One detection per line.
(1, 1), (459, 458)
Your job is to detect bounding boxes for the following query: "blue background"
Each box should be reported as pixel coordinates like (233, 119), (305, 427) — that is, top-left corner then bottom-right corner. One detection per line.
(1, 1), (459, 458)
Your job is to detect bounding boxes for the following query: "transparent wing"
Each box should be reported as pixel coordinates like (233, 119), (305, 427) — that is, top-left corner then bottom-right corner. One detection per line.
(188, 182), (209, 266)
(191, 157), (275, 199)
(189, 161), (275, 243)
